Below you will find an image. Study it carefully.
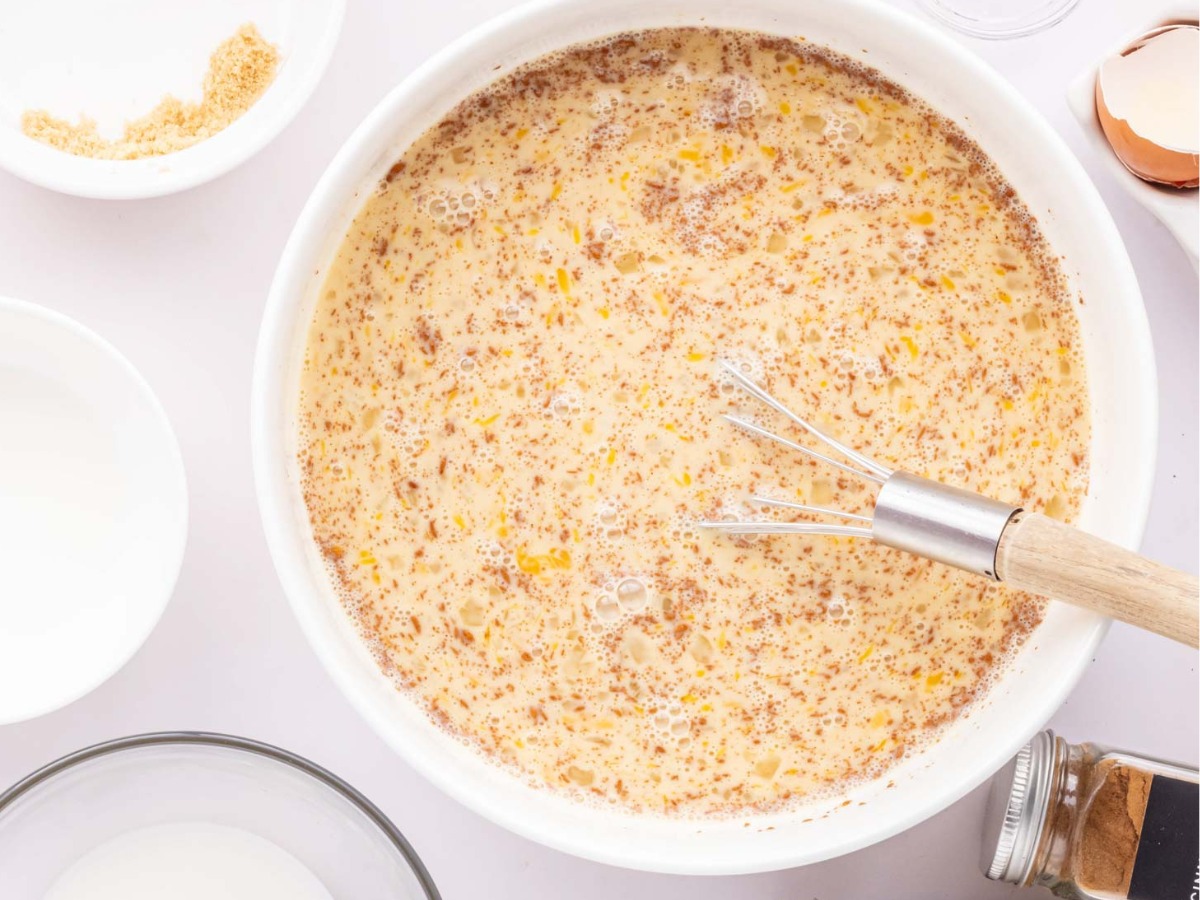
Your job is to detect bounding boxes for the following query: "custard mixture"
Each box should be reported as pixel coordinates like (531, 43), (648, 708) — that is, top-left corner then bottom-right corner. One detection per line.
(297, 29), (1089, 815)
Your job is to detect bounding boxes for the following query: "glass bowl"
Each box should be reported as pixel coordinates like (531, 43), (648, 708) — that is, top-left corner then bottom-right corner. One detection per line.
(914, 0), (1080, 40)
(0, 732), (439, 898)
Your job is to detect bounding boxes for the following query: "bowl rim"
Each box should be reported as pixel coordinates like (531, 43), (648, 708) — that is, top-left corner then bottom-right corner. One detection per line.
(0, 731), (442, 900)
(0, 294), (189, 725)
(251, 0), (1157, 874)
(0, 0), (346, 199)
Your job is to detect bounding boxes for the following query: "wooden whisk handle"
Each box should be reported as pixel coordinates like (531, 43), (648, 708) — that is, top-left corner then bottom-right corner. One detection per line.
(995, 512), (1199, 647)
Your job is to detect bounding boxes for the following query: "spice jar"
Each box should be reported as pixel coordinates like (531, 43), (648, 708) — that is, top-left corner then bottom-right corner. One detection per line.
(981, 730), (1199, 899)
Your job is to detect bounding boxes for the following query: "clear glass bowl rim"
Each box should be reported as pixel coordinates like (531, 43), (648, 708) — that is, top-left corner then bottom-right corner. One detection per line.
(913, 0), (1081, 40)
(0, 730), (441, 900)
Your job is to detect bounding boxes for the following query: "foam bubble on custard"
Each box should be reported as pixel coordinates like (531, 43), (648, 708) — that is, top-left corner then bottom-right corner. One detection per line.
(422, 179), (497, 228)
(697, 73), (767, 129)
(591, 90), (623, 118)
(664, 62), (694, 90)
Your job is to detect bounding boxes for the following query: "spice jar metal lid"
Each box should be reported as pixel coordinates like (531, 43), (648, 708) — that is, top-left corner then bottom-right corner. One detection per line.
(981, 729), (1058, 883)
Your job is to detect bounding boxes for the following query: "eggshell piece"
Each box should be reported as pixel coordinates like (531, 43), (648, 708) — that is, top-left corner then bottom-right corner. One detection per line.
(1095, 25), (1199, 189)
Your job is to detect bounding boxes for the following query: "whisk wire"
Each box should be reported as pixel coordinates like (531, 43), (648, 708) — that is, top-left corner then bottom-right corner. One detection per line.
(723, 415), (885, 486)
(750, 495), (872, 523)
(697, 521), (874, 538)
(719, 360), (893, 480)
(697, 363), (894, 539)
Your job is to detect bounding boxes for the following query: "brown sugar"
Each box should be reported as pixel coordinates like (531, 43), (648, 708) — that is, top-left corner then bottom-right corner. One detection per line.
(1077, 760), (1153, 896)
(21, 24), (279, 160)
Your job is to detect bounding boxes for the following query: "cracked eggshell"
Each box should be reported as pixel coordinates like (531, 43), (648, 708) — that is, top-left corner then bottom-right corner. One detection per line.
(1095, 24), (1199, 189)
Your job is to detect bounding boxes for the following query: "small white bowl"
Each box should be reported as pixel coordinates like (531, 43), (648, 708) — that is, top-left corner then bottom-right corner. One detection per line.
(0, 297), (187, 723)
(1066, 12), (1199, 269)
(0, 0), (344, 199)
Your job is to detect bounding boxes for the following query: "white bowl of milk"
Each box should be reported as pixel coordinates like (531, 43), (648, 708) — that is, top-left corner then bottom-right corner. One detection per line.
(0, 732), (438, 899)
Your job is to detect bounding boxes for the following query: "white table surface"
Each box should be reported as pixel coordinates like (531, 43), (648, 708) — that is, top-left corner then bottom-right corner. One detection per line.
(0, 1), (1195, 897)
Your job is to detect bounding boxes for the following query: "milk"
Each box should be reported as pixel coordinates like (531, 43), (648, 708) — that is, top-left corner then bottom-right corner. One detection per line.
(44, 822), (335, 900)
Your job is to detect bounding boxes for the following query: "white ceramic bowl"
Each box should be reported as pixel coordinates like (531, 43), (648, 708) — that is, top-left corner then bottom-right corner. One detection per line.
(252, 0), (1157, 874)
(0, 297), (187, 724)
(0, 0), (344, 199)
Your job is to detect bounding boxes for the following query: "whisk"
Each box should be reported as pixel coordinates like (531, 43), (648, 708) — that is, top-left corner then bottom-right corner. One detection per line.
(700, 362), (1199, 647)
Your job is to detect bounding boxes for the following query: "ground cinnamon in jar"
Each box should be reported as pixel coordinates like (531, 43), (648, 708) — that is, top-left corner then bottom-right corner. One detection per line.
(982, 731), (1199, 900)
(1076, 760), (1152, 896)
